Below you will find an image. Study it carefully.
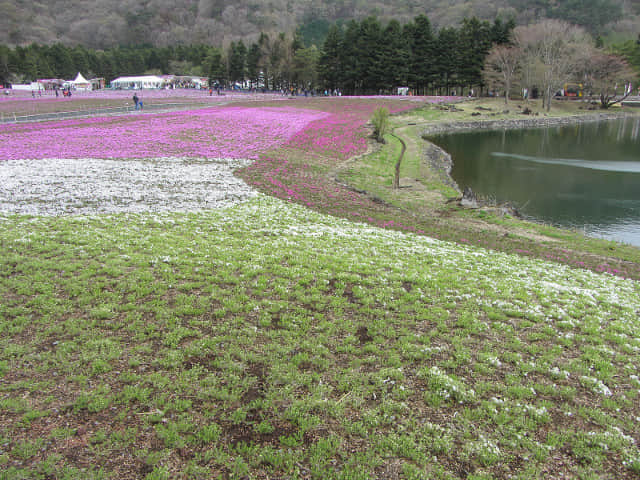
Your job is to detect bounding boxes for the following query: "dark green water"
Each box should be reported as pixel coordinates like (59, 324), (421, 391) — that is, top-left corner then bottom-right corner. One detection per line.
(429, 117), (640, 246)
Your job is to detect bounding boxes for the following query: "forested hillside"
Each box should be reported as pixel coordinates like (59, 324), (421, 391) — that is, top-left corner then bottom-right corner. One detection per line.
(1, 0), (636, 48)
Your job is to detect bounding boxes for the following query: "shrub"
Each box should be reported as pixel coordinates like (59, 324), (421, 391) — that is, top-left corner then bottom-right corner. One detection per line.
(371, 107), (390, 143)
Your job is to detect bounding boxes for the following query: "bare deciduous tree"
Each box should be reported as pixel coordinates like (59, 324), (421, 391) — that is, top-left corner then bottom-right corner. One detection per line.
(483, 44), (521, 105)
(578, 51), (635, 108)
(515, 20), (589, 111)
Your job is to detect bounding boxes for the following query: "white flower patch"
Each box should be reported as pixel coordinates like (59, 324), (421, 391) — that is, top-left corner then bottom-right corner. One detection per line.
(0, 157), (257, 216)
(540, 281), (599, 303)
(521, 403), (549, 421)
(464, 434), (502, 466)
(549, 367), (571, 380)
(424, 366), (476, 404)
(581, 375), (613, 396)
(486, 356), (502, 367)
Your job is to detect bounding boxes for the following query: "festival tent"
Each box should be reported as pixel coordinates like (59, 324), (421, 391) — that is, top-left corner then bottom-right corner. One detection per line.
(192, 77), (208, 89)
(110, 75), (166, 89)
(38, 79), (65, 90)
(71, 72), (92, 91)
(11, 82), (44, 91)
(90, 77), (106, 90)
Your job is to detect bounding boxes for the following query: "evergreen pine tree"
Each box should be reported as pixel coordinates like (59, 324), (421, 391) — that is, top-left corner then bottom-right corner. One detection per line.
(407, 14), (435, 95)
(207, 50), (225, 88)
(318, 24), (343, 92)
(380, 20), (410, 93)
(228, 40), (247, 86)
(458, 18), (493, 93)
(357, 17), (384, 94)
(342, 20), (361, 94)
(246, 43), (262, 88)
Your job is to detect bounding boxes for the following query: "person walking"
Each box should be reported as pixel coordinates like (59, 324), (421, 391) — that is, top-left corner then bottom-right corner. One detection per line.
(133, 93), (139, 110)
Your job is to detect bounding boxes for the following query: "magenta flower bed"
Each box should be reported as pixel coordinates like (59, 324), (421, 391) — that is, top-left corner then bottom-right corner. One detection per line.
(286, 100), (421, 162)
(0, 88), (279, 102)
(241, 100), (427, 232)
(0, 106), (329, 160)
(287, 114), (368, 160)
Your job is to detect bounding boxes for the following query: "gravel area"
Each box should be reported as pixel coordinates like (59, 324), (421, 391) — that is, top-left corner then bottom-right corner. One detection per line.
(0, 157), (257, 216)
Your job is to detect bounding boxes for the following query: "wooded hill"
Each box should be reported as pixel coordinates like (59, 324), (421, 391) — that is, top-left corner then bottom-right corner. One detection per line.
(1, 0), (637, 49)
(0, 16), (515, 95)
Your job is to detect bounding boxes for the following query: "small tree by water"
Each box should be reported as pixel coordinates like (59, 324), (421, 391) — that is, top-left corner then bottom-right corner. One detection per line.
(372, 107), (390, 143)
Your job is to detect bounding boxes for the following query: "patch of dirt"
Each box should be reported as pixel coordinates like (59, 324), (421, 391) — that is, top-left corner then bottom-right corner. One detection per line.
(222, 419), (296, 447)
(183, 352), (218, 370)
(241, 362), (268, 403)
(356, 325), (373, 344)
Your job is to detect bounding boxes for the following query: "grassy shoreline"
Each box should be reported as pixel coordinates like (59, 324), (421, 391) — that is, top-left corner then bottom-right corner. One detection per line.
(328, 98), (640, 280)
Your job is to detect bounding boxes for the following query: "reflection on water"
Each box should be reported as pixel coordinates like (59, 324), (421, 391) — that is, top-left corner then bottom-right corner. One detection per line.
(429, 117), (640, 246)
(490, 153), (640, 173)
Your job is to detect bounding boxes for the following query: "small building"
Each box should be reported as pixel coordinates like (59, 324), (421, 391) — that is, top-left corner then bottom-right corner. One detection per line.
(11, 82), (45, 92)
(90, 78), (106, 90)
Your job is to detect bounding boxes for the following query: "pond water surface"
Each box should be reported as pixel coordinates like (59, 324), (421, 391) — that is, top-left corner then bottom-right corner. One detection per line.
(428, 116), (640, 246)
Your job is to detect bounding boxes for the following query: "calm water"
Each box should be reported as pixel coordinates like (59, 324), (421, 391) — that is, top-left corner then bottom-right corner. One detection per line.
(429, 117), (640, 246)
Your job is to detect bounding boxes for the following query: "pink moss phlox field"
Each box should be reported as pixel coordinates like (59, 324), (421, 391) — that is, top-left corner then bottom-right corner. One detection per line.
(0, 89), (282, 103)
(245, 156), (425, 236)
(286, 100), (418, 162)
(0, 106), (329, 160)
(287, 114), (368, 161)
(242, 100), (428, 234)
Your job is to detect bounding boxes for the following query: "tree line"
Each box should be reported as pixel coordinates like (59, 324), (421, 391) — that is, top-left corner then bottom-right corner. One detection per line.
(0, 43), (216, 87)
(1, 15), (638, 100)
(0, 15), (514, 95)
(317, 16), (513, 95)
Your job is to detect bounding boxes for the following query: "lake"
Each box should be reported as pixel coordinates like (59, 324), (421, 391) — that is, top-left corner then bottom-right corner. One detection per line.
(428, 116), (640, 246)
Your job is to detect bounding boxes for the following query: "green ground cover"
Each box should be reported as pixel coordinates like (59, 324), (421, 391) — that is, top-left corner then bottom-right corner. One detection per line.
(1, 197), (640, 479)
(2, 96), (640, 479)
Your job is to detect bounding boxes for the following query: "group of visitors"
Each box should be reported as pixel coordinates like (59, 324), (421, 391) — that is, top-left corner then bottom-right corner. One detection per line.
(29, 87), (73, 98)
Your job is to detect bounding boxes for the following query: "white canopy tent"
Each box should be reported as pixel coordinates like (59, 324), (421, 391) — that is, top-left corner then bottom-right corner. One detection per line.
(11, 82), (44, 91)
(110, 75), (166, 89)
(71, 72), (91, 91)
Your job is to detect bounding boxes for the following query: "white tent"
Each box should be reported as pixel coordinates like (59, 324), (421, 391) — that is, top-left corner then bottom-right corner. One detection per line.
(11, 82), (44, 91)
(110, 75), (166, 89)
(72, 72), (92, 91)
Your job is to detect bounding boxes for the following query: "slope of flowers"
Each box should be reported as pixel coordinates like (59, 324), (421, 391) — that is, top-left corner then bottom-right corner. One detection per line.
(237, 98), (640, 281)
(0, 106), (329, 160)
(286, 99), (419, 162)
(242, 99), (452, 227)
(1, 195), (640, 478)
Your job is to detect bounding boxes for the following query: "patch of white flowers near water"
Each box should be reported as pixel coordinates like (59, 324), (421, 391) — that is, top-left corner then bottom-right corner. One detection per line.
(0, 157), (257, 215)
